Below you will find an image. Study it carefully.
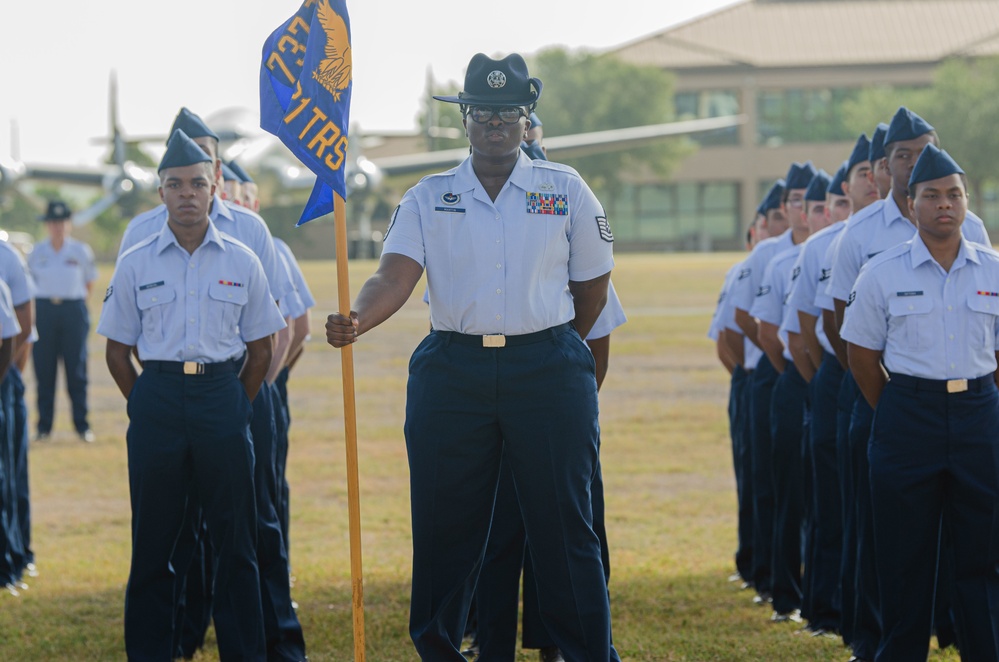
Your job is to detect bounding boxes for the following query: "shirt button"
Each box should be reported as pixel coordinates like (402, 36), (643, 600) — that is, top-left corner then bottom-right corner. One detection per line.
(190, 318), (195, 324)
(496, 289), (502, 294)
(495, 263), (502, 269)
(949, 334), (955, 340)
(947, 305), (953, 311)
(950, 363), (956, 369)
(151, 297), (158, 302)
(495, 239), (501, 244)
(188, 344), (195, 349)
(189, 263), (195, 269)
(189, 290), (196, 296)
(495, 215), (500, 220)
(227, 294), (233, 299)
(908, 305), (913, 310)
(495, 314), (501, 320)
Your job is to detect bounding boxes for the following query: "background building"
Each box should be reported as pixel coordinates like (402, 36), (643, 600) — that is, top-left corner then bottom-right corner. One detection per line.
(608, 0), (999, 250)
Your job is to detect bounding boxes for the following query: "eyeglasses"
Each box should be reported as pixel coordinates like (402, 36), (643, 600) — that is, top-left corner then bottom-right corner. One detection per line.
(466, 106), (526, 124)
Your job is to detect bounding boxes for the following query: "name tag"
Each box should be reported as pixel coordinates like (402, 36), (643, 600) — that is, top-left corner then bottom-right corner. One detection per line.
(434, 207), (466, 213)
(896, 290), (923, 297)
(139, 281), (165, 291)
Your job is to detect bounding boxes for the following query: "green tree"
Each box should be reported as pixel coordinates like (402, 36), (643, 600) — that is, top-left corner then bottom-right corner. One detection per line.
(528, 48), (692, 203)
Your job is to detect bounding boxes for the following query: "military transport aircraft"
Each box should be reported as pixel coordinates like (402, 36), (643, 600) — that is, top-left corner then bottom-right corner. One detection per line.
(0, 74), (745, 226)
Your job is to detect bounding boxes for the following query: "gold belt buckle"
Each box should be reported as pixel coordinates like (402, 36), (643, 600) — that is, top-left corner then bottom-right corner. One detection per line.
(183, 361), (204, 375)
(482, 334), (506, 348)
(946, 379), (968, 394)
(50, 298), (63, 305)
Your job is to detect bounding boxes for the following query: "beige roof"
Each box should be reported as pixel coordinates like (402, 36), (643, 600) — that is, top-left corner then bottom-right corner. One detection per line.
(612, 0), (999, 70)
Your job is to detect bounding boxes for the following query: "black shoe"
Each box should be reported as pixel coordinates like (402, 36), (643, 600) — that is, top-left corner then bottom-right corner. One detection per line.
(539, 646), (565, 662)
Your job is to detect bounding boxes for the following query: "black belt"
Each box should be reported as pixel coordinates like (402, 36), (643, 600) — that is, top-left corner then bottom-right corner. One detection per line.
(888, 373), (995, 394)
(37, 297), (82, 305)
(437, 322), (572, 348)
(143, 359), (240, 376)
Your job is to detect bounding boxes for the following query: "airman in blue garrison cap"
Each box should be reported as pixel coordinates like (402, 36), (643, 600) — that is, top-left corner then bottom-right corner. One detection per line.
(842, 143), (999, 662)
(99, 123), (286, 660)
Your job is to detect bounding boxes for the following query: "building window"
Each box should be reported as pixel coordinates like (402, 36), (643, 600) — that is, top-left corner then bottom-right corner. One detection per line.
(611, 181), (741, 248)
(756, 88), (861, 145)
(675, 90), (740, 146)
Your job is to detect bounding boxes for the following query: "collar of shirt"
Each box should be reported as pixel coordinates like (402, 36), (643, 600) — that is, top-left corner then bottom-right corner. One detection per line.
(451, 151), (536, 203)
(882, 193), (908, 228)
(154, 219), (226, 256)
(908, 232), (981, 272)
(209, 194), (235, 223)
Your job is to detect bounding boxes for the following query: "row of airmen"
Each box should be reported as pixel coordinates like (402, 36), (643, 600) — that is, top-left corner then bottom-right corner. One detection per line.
(709, 106), (999, 662)
(95, 108), (316, 661)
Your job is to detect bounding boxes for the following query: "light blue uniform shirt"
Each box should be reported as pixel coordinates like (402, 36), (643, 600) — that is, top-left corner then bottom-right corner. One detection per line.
(274, 238), (315, 311)
(588, 280), (626, 340)
(98, 221), (286, 363)
(28, 237), (97, 300)
(841, 235), (999, 380)
(384, 152), (614, 335)
(826, 194), (990, 304)
(276, 252), (306, 320)
(731, 230), (794, 317)
(751, 244), (801, 361)
(787, 221), (846, 354)
(0, 279), (21, 340)
(118, 196), (295, 303)
(721, 258), (763, 370)
(708, 264), (739, 342)
(0, 240), (35, 307)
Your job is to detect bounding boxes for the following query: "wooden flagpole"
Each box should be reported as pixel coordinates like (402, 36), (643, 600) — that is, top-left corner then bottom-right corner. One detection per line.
(332, 190), (366, 661)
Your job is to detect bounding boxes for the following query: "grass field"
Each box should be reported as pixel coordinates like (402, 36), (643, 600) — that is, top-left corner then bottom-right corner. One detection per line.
(0, 252), (961, 661)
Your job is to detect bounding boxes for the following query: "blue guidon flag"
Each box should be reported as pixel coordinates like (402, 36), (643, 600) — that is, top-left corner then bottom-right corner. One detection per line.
(260, 0), (352, 225)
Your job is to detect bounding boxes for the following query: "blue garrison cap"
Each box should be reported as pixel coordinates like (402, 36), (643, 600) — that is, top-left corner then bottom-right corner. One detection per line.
(785, 162), (817, 191)
(828, 161), (849, 197)
(167, 107), (219, 143)
(885, 107), (934, 147)
(846, 134), (871, 175)
(528, 112), (542, 129)
(805, 170), (832, 202)
(869, 123), (890, 162)
(228, 160), (254, 184)
(220, 162), (240, 182)
(762, 179), (786, 213)
(908, 143), (964, 189)
(158, 129), (213, 173)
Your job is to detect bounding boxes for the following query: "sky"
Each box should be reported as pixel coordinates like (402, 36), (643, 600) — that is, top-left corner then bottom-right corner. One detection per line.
(0, 0), (741, 167)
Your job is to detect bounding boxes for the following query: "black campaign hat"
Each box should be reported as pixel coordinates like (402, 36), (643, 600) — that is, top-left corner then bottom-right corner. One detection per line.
(38, 200), (72, 221)
(433, 53), (542, 107)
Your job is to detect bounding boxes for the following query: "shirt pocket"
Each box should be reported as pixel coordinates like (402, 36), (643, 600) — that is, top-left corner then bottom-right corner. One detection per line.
(966, 295), (999, 351)
(887, 295), (933, 351)
(208, 281), (249, 338)
(136, 287), (176, 344)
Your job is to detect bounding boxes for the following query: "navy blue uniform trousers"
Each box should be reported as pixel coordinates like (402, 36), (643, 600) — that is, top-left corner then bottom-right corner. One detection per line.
(837, 370), (859, 646)
(849, 392), (880, 660)
(808, 352), (844, 631)
(749, 355), (778, 596)
(124, 366), (264, 661)
(871, 375), (999, 662)
(0, 369), (22, 585)
(404, 326), (618, 662)
(33, 298), (89, 434)
(770, 362), (806, 615)
(729, 365), (754, 583)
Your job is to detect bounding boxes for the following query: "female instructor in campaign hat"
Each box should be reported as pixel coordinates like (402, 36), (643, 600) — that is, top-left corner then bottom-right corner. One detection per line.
(326, 52), (619, 661)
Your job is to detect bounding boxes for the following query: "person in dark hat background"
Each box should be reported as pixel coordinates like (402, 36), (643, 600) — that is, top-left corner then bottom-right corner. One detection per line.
(98, 128), (286, 660)
(27, 201), (97, 443)
(841, 144), (999, 662)
(326, 52), (618, 661)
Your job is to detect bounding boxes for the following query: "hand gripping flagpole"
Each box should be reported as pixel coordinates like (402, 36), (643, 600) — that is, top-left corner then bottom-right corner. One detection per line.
(333, 191), (366, 661)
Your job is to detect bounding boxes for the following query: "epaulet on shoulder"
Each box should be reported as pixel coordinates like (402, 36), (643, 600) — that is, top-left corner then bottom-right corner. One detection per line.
(973, 241), (999, 262)
(845, 199), (885, 229)
(219, 231), (255, 255)
(533, 160), (581, 177)
(118, 233), (159, 262)
(417, 166), (460, 185)
(865, 241), (910, 270)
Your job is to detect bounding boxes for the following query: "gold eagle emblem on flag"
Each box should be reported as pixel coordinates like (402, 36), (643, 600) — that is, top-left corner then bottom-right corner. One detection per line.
(312, 0), (352, 102)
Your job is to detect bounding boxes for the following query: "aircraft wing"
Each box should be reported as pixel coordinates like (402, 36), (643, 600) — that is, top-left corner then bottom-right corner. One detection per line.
(22, 164), (108, 187)
(371, 115), (746, 178)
